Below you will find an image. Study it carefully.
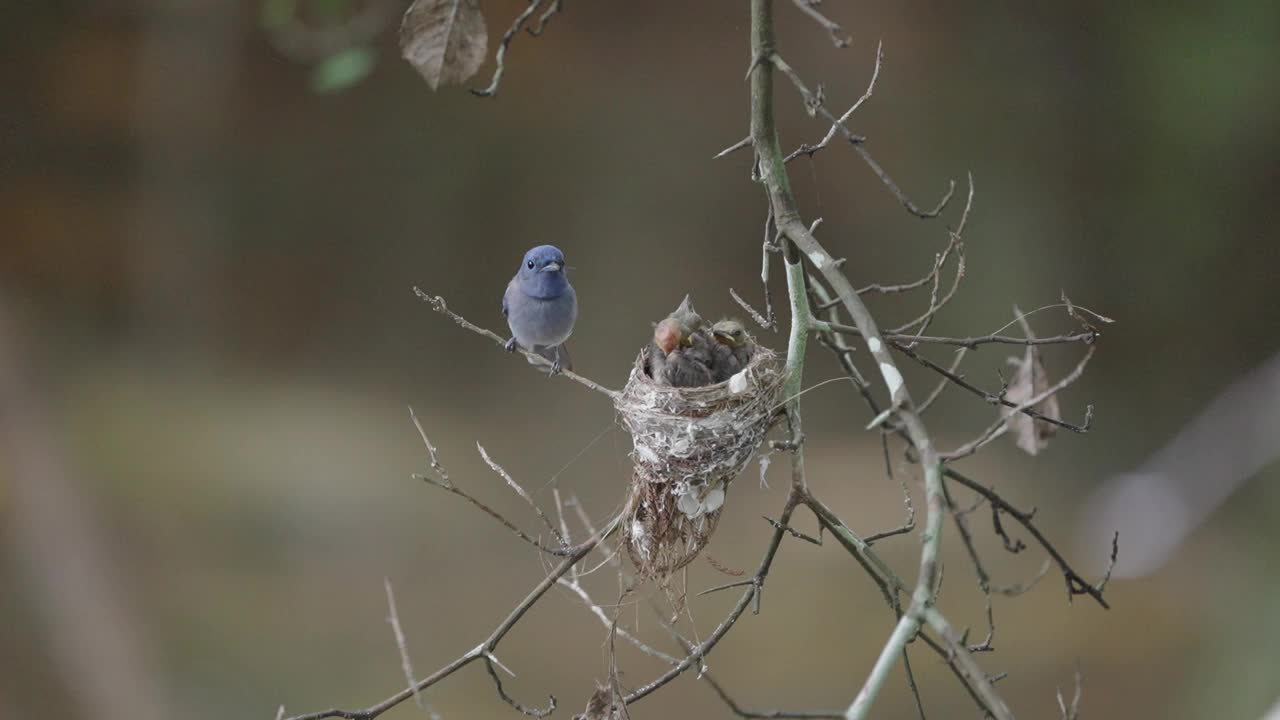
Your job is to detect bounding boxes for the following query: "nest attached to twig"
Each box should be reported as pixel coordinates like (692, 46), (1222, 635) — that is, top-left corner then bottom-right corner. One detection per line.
(615, 343), (785, 581)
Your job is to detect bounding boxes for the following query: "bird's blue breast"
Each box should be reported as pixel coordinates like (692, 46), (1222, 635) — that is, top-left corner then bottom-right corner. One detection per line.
(517, 269), (570, 300)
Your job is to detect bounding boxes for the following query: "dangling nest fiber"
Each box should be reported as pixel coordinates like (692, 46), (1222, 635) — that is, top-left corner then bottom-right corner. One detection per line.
(615, 343), (785, 581)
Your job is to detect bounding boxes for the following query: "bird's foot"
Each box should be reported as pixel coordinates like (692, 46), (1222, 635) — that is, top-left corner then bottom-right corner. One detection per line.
(548, 346), (564, 376)
(504, 337), (518, 353)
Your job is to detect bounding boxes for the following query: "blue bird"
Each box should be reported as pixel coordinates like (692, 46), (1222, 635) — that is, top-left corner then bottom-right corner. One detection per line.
(502, 245), (578, 375)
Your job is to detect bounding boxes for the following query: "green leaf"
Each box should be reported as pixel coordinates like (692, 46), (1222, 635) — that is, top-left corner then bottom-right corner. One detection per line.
(310, 46), (377, 94)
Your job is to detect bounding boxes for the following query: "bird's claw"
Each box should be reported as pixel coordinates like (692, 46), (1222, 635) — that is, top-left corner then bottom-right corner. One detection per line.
(503, 337), (518, 353)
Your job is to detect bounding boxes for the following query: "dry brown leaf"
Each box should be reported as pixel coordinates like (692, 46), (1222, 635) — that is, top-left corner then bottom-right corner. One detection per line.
(1002, 307), (1062, 455)
(399, 0), (488, 90)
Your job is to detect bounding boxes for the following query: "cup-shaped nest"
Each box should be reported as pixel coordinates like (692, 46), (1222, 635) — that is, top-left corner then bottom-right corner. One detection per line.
(615, 343), (785, 580)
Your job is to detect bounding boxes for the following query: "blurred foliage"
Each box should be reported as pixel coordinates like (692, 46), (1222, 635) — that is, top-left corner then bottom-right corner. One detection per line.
(310, 46), (376, 93)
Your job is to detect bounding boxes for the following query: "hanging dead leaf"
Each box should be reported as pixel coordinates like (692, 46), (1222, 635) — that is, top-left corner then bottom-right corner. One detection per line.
(580, 684), (615, 720)
(1002, 307), (1062, 455)
(399, 0), (488, 90)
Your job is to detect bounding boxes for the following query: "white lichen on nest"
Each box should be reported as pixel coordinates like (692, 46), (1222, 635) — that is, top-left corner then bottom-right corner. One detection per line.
(615, 343), (785, 580)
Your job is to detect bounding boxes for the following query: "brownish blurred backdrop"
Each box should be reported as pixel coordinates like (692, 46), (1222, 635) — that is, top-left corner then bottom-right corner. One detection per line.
(3, 2), (1279, 719)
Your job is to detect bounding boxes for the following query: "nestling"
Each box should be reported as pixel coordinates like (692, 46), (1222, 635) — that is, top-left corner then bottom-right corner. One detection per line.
(648, 298), (715, 387)
(710, 318), (755, 382)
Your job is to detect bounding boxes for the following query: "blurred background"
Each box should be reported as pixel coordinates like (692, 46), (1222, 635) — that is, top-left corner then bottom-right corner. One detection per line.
(3, 1), (1279, 718)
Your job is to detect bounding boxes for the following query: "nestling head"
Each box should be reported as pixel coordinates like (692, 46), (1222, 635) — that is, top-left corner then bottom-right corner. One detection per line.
(712, 319), (749, 347)
(653, 318), (682, 354)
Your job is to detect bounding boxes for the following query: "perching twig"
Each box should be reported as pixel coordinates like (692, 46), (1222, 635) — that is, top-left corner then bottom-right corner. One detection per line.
(413, 288), (618, 398)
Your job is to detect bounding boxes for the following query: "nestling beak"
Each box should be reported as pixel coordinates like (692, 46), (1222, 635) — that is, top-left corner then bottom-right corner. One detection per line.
(712, 329), (733, 342)
(541, 261), (562, 272)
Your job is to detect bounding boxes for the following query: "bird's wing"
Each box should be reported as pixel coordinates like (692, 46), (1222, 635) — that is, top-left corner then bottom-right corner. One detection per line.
(501, 280), (513, 318)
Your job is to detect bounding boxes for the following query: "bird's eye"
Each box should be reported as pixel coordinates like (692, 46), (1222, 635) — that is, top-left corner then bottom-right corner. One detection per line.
(527, 260), (535, 269)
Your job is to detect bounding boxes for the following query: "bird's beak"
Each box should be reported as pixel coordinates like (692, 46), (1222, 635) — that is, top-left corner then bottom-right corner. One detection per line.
(712, 329), (732, 343)
(541, 261), (562, 272)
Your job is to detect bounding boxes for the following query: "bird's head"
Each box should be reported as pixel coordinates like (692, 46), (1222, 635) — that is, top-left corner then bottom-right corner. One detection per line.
(653, 318), (683, 354)
(670, 294), (706, 333)
(519, 245), (567, 276)
(712, 319), (749, 347)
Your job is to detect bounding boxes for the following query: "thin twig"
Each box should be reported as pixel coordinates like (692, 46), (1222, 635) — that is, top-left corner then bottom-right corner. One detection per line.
(472, 0), (548, 97)
(942, 345), (1096, 460)
(943, 468), (1114, 609)
(731, 205), (780, 331)
(918, 348), (967, 413)
(526, 0), (563, 36)
(784, 41), (883, 163)
(413, 288), (618, 398)
(409, 418), (572, 556)
(704, 671), (844, 719)
(1057, 664), (1083, 720)
(477, 443), (567, 547)
(825, 323), (1096, 350)
(383, 579), (426, 711)
(788, 0), (850, 47)
(622, 492), (800, 706)
(892, 341), (1091, 434)
(283, 516), (620, 720)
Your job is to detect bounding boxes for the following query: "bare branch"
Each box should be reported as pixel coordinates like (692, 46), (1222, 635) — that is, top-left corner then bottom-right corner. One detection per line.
(526, 0), (562, 37)
(788, 0), (850, 47)
(704, 671), (844, 719)
(413, 288), (618, 398)
(768, 53), (865, 146)
(943, 467), (1113, 609)
(483, 656), (556, 717)
(918, 348), (967, 413)
(477, 442), (567, 547)
(472, 0), (548, 97)
(283, 516), (619, 720)
(1057, 664), (1083, 720)
(383, 579), (427, 712)
(731, 205), (781, 331)
(823, 323), (1095, 350)
(622, 492), (800, 706)
(409, 415), (572, 556)
(785, 41), (883, 163)
(942, 345), (1096, 460)
(892, 341), (1091, 434)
